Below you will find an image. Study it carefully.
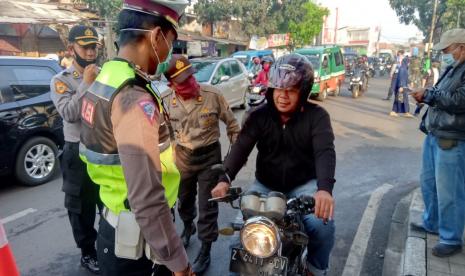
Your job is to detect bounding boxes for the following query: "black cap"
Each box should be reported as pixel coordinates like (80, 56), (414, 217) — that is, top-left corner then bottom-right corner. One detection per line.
(68, 25), (99, 46)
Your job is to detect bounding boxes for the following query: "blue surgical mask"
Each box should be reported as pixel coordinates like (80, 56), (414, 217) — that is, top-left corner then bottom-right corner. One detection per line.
(443, 54), (456, 66)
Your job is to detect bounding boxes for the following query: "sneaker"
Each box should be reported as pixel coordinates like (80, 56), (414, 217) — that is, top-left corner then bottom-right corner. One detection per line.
(403, 113), (414, 118)
(389, 111), (399, 117)
(81, 255), (100, 274)
(432, 243), (462, 258)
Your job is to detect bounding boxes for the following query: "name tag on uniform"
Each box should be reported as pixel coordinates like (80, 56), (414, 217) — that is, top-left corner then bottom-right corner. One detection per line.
(81, 98), (96, 127)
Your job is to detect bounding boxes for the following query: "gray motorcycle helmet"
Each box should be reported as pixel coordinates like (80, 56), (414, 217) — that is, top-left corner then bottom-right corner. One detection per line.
(267, 53), (314, 105)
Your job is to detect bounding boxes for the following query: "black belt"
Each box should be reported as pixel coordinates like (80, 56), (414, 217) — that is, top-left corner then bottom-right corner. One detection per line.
(178, 142), (220, 156)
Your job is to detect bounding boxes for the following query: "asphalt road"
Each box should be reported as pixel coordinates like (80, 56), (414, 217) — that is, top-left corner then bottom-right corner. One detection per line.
(0, 76), (425, 276)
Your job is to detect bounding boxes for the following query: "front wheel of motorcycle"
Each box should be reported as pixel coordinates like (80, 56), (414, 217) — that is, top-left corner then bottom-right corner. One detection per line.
(352, 86), (360, 98)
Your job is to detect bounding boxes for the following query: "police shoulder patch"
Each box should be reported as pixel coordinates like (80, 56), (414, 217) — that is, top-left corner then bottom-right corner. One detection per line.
(54, 80), (68, 94)
(138, 99), (159, 125)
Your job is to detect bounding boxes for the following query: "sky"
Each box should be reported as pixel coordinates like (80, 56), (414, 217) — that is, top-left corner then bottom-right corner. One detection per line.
(318, 0), (423, 43)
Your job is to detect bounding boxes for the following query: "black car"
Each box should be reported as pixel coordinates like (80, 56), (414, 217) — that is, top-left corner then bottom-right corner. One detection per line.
(0, 57), (64, 186)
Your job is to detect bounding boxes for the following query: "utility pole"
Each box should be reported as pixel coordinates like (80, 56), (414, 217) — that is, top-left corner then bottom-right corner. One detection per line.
(458, 10), (461, 28)
(428, 0), (439, 60)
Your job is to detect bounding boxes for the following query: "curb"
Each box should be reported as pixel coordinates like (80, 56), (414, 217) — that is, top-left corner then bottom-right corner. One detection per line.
(403, 188), (426, 276)
(382, 191), (412, 276)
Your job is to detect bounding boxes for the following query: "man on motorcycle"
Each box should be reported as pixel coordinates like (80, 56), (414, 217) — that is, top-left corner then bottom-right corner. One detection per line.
(212, 54), (336, 276)
(251, 57), (262, 76)
(254, 56), (273, 86)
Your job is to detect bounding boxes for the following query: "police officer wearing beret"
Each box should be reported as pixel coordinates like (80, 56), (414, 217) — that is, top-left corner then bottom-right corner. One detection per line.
(50, 25), (102, 274)
(162, 55), (240, 274)
(79, 1), (194, 275)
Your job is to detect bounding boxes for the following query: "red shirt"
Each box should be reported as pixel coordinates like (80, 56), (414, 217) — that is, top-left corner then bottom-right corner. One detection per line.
(254, 69), (269, 86)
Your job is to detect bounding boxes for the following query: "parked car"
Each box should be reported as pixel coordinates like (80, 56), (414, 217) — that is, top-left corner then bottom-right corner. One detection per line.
(191, 57), (249, 109)
(231, 50), (275, 73)
(0, 57), (64, 186)
(294, 46), (346, 101)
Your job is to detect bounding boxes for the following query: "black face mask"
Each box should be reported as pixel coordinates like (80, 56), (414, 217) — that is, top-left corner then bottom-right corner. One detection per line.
(73, 49), (96, 68)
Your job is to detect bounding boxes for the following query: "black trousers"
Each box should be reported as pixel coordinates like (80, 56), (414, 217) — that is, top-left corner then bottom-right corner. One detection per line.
(97, 218), (172, 276)
(176, 143), (222, 243)
(61, 142), (102, 255)
(386, 73), (398, 99)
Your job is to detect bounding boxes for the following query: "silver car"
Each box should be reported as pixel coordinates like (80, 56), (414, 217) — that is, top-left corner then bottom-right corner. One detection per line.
(191, 57), (249, 109)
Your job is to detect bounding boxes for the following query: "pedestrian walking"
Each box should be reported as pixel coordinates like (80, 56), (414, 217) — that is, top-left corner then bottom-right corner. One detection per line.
(409, 55), (422, 88)
(162, 55), (240, 274)
(384, 50), (405, 100)
(50, 25), (102, 274)
(411, 28), (465, 258)
(390, 57), (413, 117)
(79, 1), (194, 275)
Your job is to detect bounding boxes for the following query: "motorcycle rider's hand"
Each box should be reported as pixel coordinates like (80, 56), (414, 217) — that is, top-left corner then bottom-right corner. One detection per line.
(411, 89), (426, 103)
(211, 182), (230, 198)
(173, 264), (195, 276)
(83, 64), (99, 85)
(399, 87), (404, 93)
(314, 190), (334, 221)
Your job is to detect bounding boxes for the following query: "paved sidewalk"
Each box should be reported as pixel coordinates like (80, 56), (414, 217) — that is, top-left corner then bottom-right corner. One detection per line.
(404, 188), (465, 276)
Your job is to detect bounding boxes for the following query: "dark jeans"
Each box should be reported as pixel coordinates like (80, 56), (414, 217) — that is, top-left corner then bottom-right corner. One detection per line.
(176, 143), (222, 242)
(97, 218), (172, 276)
(386, 73), (398, 99)
(62, 142), (102, 255)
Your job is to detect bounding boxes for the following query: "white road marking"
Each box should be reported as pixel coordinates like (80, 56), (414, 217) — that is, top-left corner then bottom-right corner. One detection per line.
(1, 208), (37, 224)
(342, 183), (393, 276)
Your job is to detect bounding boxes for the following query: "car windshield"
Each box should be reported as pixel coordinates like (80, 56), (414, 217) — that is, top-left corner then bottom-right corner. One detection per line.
(192, 61), (217, 83)
(303, 54), (321, 69)
(233, 56), (249, 67)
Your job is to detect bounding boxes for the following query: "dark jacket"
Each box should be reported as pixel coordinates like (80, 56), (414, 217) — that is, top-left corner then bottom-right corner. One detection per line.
(422, 61), (465, 140)
(221, 97), (336, 194)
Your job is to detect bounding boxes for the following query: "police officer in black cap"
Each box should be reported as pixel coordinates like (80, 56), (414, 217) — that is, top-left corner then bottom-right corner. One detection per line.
(50, 25), (102, 274)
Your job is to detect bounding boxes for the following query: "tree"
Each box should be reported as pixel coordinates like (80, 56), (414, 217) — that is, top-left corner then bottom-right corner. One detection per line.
(289, 2), (329, 47)
(231, 0), (279, 37)
(442, 0), (465, 29)
(77, 0), (122, 20)
(194, 0), (232, 35)
(388, 0), (447, 40)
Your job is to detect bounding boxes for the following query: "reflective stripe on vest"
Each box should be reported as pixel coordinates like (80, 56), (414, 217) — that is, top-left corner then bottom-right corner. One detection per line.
(81, 60), (180, 213)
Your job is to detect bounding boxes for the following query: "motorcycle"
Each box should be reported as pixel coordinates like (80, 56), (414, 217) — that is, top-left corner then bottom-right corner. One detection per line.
(348, 68), (368, 98)
(247, 84), (267, 107)
(209, 168), (316, 276)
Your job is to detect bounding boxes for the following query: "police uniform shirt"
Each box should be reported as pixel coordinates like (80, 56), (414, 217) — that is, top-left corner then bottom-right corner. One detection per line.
(50, 64), (89, 142)
(110, 84), (189, 272)
(162, 84), (240, 150)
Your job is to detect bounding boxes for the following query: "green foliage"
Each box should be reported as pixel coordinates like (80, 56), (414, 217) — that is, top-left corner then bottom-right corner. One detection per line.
(289, 2), (329, 47)
(443, 0), (465, 29)
(388, 0), (447, 38)
(77, 0), (122, 19)
(194, 0), (232, 26)
(231, 0), (278, 37)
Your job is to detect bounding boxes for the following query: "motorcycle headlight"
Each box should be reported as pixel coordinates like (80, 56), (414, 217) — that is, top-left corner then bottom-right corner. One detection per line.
(240, 217), (279, 258)
(352, 77), (361, 82)
(252, 87), (261, 93)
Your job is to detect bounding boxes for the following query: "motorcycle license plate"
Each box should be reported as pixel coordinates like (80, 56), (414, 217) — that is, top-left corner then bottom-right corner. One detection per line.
(230, 248), (288, 276)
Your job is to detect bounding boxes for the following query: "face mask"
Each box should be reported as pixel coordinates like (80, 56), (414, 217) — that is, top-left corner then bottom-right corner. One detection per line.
(443, 54), (456, 66)
(171, 76), (200, 100)
(73, 49), (96, 68)
(151, 30), (172, 78)
(119, 28), (173, 78)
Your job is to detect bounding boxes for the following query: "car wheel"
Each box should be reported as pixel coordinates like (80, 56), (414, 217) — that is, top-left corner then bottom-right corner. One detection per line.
(239, 92), (247, 109)
(316, 88), (328, 101)
(15, 137), (59, 186)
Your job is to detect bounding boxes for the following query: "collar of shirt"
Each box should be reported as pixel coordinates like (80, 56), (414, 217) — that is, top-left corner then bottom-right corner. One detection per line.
(67, 64), (82, 80)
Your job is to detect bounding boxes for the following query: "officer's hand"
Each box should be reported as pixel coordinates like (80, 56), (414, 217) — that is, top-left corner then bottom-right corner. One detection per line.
(83, 64), (99, 85)
(314, 190), (334, 221)
(411, 89), (426, 103)
(399, 87), (404, 93)
(211, 182), (230, 198)
(173, 264), (195, 276)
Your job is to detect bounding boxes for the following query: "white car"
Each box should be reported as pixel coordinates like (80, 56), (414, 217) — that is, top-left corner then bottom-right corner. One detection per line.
(191, 57), (249, 109)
